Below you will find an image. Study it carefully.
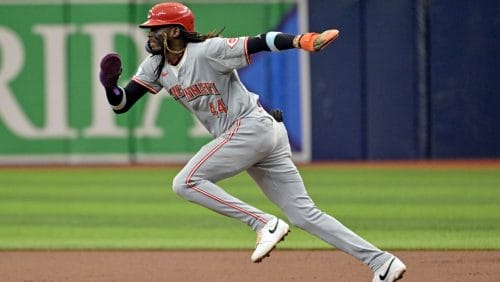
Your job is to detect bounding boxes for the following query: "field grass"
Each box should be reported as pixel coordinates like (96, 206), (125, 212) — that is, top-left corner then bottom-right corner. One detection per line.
(0, 164), (499, 250)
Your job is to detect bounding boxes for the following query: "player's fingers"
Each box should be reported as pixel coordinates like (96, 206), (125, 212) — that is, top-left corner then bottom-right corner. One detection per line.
(313, 29), (339, 51)
(100, 53), (122, 74)
(99, 53), (122, 88)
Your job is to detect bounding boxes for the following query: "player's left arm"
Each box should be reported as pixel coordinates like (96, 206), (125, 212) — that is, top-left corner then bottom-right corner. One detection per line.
(204, 29), (339, 73)
(247, 29), (339, 54)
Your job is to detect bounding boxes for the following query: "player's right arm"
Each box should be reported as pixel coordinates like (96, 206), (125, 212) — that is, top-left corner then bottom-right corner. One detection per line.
(99, 53), (154, 114)
(104, 81), (148, 114)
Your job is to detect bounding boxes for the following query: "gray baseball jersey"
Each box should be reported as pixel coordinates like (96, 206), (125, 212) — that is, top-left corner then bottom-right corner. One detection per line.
(133, 36), (258, 137)
(131, 36), (392, 271)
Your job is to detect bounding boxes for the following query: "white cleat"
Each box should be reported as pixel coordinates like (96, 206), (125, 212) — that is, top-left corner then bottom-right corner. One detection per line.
(372, 256), (406, 282)
(251, 217), (290, 263)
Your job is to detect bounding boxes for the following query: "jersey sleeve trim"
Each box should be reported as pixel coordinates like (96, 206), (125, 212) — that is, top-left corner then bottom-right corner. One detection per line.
(132, 77), (159, 94)
(244, 37), (251, 65)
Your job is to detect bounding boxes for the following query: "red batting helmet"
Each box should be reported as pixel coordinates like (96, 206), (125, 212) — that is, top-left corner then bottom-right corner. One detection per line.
(139, 2), (194, 32)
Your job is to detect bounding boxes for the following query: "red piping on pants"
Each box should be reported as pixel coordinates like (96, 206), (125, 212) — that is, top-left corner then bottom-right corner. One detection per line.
(185, 119), (267, 224)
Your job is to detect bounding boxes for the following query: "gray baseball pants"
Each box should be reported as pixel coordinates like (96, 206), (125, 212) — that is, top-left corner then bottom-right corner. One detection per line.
(172, 109), (391, 271)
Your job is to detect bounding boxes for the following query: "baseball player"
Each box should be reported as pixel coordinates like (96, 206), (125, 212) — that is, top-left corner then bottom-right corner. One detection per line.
(99, 2), (406, 281)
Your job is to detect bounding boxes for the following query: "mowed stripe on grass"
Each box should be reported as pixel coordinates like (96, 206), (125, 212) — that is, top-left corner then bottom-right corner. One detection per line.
(0, 164), (499, 249)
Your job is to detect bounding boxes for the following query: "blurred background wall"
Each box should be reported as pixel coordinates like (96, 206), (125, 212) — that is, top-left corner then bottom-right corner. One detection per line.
(310, 0), (500, 160)
(0, 0), (499, 164)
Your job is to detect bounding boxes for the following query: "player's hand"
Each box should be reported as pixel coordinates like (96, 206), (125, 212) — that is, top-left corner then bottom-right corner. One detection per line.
(99, 53), (122, 89)
(296, 29), (339, 52)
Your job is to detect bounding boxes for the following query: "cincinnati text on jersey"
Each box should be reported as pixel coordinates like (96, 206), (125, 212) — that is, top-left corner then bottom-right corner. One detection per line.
(168, 82), (220, 101)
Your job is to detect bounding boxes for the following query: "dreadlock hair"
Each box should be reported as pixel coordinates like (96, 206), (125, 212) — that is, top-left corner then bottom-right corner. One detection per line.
(153, 26), (225, 80)
(182, 27), (225, 42)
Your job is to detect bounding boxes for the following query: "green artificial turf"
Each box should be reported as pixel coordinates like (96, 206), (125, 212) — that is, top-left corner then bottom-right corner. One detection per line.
(0, 166), (499, 250)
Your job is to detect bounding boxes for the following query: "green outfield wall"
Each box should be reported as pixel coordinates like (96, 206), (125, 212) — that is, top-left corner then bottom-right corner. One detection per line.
(0, 1), (303, 164)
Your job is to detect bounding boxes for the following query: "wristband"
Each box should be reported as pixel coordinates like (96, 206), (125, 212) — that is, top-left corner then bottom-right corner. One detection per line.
(110, 87), (127, 111)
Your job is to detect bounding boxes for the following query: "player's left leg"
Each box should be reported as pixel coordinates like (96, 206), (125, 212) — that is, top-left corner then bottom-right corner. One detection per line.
(172, 115), (286, 232)
(246, 123), (394, 272)
(172, 114), (292, 262)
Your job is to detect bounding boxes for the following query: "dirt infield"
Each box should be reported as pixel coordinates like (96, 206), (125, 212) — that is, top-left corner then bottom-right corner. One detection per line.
(1, 250), (499, 282)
